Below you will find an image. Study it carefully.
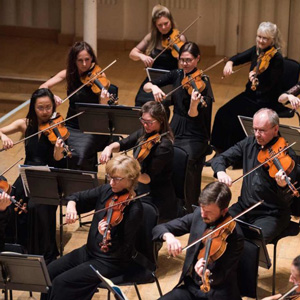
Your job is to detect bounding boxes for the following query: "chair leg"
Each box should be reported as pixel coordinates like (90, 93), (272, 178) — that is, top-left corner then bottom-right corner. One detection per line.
(153, 273), (163, 297)
(107, 290), (110, 300)
(134, 283), (142, 300)
(272, 242), (278, 295)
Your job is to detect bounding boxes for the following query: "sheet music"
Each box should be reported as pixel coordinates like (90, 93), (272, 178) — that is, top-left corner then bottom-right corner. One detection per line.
(18, 165), (51, 197)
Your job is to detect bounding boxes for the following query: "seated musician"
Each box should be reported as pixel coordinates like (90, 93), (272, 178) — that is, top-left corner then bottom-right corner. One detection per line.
(41, 155), (143, 300)
(211, 108), (297, 243)
(262, 255), (300, 300)
(100, 101), (176, 220)
(278, 81), (300, 110)
(0, 189), (12, 252)
(153, 181), (244, 300)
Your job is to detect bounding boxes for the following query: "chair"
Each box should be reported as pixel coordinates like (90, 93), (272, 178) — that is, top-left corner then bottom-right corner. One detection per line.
(276, 58), (300, 124)
(98, 201), (163, 300)
(238, 239), (260, 299)
(172, 146), (189, 216)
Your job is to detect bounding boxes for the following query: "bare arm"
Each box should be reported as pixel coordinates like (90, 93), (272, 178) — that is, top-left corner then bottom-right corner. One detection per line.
(40, 70), (67, 89)
(0, 119), (26, 149)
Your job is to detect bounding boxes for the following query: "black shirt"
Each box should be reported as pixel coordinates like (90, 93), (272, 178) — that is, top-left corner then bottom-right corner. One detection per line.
(211, 136), (297, 215)
(66, 184), (143, 263)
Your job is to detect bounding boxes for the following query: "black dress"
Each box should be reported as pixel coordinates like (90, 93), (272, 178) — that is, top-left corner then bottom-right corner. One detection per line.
(211, 45), (284, 152)
(135, 48), (178, 107)
(65, 77), (109, 171)
(151, 69), (212, 212)
(8, 127), (66, 263)
(41, 184), (143, 300)
(118, 129), (176, 219)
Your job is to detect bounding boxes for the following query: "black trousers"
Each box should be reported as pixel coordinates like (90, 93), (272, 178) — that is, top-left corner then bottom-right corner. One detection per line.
(158, 285), (205, 300)
(229, 201), (290, 243)
(41, 245), (126, 300)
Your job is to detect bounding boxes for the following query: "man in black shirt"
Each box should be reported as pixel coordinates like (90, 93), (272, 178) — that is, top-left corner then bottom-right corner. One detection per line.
(41, 155), (143, 300)
(153, 182), (244, 300)
(211, 108), (297, 243)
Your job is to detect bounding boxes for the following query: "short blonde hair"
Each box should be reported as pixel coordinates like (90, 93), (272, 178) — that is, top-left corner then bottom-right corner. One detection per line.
(106, 155), (141, 190)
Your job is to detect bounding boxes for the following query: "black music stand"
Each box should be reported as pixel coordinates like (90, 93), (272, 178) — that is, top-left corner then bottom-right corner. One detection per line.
(90, 265), (126, 300)
(23, 166), (98, 256)
(75, 103), (141, 142)
(238, 115), (300, 156)
(146, 67), (172, 101)
(236, 219), (271, 269)
(0, 252), (51, 300)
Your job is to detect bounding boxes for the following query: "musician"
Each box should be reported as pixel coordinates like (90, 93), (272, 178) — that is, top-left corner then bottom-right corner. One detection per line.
(143, 42), (212, 213)
(153, 181), (244, 300)
(0, 88), (66, 263)
(210, 22), (284, 157)
(40, 41), (111, 171)
(129, 4), (186, 107)
(262, 255), (300, 300)
(211, 108), (297, 243)
(278, 81), (300, 110)
(0, 190), (12, 251)
(41, 155), (143, 300)
(100, 101), (176, 219)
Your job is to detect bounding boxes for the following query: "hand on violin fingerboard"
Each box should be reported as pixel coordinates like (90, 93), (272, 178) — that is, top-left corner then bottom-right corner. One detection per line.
(65, 201), (78, 224)
(98, 219), (111, 240)
(163, 232), (182, 257)
(0, 191), (12, 211)
(99, 89), (110, 104)
(217, 171), (232, 187)
(194, 258), (210, 278)
(275, 169), (289, 188)
(249, 70), (256, 83)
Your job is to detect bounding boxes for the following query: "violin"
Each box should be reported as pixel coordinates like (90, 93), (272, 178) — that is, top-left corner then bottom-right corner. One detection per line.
(80, 64), (118, 105)
(0, 178), (11, 194)
(278, 285), (300, 300)
(257, 137), (299, 197)
(251, 46), (277, 91)
(39, 112), (72, 158)
(135, 133), (163, 163)
(161, 29), (184, 59)
(181, 69), (207, 107)
(99, 192), (131, 252)
(198, 215), (236, 292)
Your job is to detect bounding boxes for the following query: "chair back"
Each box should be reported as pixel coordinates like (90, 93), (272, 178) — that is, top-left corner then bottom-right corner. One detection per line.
(134, 201), (159, 265)
(172, 146), (189, 201)
(238, 239), (259, 299)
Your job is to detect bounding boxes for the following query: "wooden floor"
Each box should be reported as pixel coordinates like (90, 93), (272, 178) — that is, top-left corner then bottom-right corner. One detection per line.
(0, 36), (299, 300)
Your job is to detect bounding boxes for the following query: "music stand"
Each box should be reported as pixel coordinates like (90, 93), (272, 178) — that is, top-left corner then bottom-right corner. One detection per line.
(24, 167), (98, 255)
(0, 252), (51, 300)
(238, 115), (300, 155)
(236, 219), (271, 269)
(146, 67), (172, 101)
(76, 103), (141, 141)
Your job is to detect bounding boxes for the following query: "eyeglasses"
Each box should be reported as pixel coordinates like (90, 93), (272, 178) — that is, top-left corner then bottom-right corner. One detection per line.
(139, 117), (157, 126)
(252, 125), (275, 134)
(256, 35), (270, 42)
(106, 174), (124, 183)
(36, 106), (53, 112)
(179, 58), (194, 64)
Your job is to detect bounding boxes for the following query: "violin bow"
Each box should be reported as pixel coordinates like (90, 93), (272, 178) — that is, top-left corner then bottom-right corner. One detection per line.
(96, 132), (169, 166)
(0, 111), (84, 152)
(0, 157), (23, 176)
(278, 285), (299, 300)
(61, 192), (150, 226)
(232, 142), (296, 184)
(180, 200), (263, 253)
(153, 16), (201, 62)
(221, 62), (251, 79)
(163, 58), (226, 99)
(61, 59), (117, 104)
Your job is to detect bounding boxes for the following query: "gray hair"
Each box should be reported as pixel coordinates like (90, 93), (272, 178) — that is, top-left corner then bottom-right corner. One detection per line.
(254, 108), (279, 126)
(257, 21), (284, 50)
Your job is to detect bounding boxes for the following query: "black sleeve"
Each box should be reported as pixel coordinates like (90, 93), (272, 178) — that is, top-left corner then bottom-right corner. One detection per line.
(230, 46), (256, 66)
(118, 130), (141, 151)
(211, 139), (245, 177)
(152, 213), (194, 241)
(65, 185), (105, 214)
(151, 69), (181, 87)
